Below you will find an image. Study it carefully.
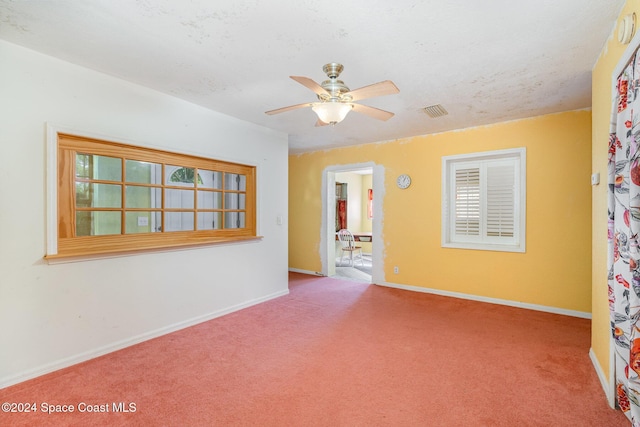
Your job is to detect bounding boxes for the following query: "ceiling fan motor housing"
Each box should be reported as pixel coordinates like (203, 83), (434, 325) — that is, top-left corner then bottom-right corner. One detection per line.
(320, 63), (351, 101)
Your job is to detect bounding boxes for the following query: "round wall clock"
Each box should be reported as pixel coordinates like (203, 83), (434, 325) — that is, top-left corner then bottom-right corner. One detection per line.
(396, 174), (411, 189)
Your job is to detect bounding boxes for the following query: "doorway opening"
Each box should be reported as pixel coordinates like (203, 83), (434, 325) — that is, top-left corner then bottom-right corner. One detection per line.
(321, 163), (384, 284)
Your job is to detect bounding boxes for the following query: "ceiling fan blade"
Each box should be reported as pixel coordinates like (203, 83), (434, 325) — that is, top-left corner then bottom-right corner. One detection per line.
(290, 76), (330, 97)
(265, 102), (313, 115)
(344, 80), (399, 102)
(352, 103), (395, 121)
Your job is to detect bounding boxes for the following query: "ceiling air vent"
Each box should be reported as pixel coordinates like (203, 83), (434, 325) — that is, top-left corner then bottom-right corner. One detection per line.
(422, 104), (448, 118)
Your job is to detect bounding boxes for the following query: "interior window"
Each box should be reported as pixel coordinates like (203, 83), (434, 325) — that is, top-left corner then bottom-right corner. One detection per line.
(48, 133), (258, 259)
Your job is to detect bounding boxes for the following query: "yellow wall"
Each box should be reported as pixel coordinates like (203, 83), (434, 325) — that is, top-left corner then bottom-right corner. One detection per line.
(290, 110), (592, 312)
(591, 0), (640, 388)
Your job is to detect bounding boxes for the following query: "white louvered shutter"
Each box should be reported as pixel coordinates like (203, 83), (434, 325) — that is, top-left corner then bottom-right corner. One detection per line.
(454, 167), (480, 237)
(485, 162), (515, 238)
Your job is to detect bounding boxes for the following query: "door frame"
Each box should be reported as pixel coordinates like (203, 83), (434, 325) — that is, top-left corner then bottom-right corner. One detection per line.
(320, 162), (385, 283)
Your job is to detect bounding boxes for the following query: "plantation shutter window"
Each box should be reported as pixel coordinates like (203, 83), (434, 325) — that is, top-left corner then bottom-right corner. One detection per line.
(442, 148), (525, 253)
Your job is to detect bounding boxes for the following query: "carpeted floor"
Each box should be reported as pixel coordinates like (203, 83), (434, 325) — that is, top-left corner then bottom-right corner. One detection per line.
(0, 272), (627, 426)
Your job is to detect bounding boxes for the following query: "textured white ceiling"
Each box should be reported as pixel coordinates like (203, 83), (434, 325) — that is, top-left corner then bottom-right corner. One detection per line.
(0, 0), (625, 153)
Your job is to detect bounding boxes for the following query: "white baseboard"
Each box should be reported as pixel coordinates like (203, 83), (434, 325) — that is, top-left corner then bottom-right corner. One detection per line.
(0, 289), (289, 390)
(377, 281), (592, 319)
(590, 347), (615, 409)
(289, 268), (324, 276)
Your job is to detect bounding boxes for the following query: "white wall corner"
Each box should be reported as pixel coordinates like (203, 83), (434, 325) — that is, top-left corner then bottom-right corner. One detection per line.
(589, 347), (616, 409)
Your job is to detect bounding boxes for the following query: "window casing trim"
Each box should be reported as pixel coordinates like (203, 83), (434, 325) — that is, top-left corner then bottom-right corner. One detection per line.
(45, 124), (261, 261)
(441, 148), (526, 253)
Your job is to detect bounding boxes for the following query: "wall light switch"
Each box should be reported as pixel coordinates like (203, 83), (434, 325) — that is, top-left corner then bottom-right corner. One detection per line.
(591, 172), (600, 186)
(277, 215), (283, 225)
(137, 216), (149, 227)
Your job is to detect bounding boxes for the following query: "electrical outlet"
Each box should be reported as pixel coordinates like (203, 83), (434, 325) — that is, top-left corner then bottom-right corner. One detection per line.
(394, 266), (399, 274)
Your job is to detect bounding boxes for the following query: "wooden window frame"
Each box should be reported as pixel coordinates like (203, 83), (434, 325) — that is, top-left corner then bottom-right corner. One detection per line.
(46, 129), (259, 260)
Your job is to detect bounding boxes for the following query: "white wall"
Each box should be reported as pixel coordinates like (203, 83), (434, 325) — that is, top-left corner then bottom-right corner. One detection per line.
(0, 40), (289, 387)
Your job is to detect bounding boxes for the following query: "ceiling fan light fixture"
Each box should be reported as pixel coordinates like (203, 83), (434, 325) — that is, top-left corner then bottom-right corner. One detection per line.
(312, 102), (353, 124)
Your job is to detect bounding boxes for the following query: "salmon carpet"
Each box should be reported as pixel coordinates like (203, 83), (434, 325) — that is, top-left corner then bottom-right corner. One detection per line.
(0, 272), (627, 426)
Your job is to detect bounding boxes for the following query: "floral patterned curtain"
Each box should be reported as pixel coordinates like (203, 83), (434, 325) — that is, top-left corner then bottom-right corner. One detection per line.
(609, 47), (640, 424)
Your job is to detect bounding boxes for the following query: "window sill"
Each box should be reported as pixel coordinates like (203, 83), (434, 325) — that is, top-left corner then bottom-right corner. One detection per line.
(44, 235), (264, 264)
(442, 241), (525, 253)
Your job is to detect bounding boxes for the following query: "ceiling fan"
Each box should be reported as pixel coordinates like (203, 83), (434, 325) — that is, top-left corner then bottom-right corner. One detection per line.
(265, 63), (399, 126)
